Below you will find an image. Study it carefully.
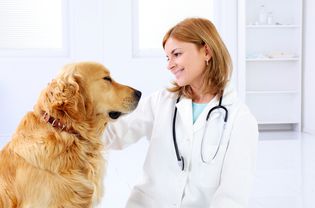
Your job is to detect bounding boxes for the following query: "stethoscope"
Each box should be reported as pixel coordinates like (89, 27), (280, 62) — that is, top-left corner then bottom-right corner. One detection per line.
(172, 94), (228, 171)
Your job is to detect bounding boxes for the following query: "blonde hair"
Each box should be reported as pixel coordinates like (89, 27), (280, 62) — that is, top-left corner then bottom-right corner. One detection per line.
(162, 17), (232, 99)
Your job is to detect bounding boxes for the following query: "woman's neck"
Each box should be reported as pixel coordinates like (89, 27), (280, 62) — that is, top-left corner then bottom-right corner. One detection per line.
(190, 83), (215, 103)
(192, 92), (215, 104)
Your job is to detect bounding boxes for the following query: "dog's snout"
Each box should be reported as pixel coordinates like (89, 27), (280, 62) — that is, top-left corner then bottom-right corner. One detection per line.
(134, 90), (142, 101)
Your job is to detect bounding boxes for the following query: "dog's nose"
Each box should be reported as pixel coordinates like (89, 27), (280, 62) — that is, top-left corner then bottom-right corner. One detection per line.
(134, 90), (142, 101)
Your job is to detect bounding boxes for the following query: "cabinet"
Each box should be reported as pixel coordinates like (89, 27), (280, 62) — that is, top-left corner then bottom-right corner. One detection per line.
(238, 0), (302, 131)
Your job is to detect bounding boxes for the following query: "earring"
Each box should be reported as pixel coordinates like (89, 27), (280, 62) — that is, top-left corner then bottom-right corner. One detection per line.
(206, 60), (209, 66)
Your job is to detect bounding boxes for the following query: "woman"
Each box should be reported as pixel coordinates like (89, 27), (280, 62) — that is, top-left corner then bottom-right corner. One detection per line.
(104, 17), (258, 208)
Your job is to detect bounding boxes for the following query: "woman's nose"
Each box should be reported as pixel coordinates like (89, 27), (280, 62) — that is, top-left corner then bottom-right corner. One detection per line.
(167, 59), (175, 70)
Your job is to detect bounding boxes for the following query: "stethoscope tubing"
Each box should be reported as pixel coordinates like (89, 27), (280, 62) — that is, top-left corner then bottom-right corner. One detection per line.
(172, 96), (185, 171)
(172, 94), (228, 171)
(200, 121), (226, 163)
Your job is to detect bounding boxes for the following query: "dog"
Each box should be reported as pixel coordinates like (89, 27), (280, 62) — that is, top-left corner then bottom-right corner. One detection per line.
(0, 62), (141, 208)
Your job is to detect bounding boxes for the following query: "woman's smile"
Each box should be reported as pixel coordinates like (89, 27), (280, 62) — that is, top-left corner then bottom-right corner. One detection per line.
(172, 68), (184, 79)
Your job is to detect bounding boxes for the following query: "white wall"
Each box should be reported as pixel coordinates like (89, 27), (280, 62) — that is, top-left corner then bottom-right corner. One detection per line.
(0, 0), (105, 137)
(302, 0), (315, 134)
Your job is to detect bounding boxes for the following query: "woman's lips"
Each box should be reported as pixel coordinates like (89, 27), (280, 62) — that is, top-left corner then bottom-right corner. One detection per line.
(173, 68), (184, 78)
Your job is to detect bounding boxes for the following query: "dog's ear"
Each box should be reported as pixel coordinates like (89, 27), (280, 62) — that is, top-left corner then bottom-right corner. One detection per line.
(45, 74), (89, 121)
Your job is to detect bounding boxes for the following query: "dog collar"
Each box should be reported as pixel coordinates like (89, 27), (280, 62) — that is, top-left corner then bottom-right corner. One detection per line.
(42, 112), (79, 135)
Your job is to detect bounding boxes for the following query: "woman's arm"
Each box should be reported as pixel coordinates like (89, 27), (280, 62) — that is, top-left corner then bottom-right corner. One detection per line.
(103, 92), (158, 150)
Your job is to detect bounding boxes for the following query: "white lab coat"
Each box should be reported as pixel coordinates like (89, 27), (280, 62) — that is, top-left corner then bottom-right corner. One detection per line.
(104, 84), (259, 208)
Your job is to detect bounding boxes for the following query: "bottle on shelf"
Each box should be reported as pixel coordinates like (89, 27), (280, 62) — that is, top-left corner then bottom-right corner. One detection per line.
(258, 5), (267, 24)
(267, 12), (273, 25)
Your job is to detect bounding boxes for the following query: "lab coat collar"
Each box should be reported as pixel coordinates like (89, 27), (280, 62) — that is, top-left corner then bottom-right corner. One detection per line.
(220, 82), (237, 106)
(175, 96), (194, 131)
(175, 82), (237, 132)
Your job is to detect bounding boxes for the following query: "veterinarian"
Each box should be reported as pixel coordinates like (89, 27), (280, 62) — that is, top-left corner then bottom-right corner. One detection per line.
(104, 17), (258, 208)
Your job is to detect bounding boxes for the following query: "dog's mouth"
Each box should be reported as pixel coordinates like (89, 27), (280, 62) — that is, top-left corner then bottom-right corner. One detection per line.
(108, 111), (122, 119)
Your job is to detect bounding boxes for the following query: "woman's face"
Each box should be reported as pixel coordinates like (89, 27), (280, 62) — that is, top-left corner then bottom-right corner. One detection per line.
(164, 37), (209, 88)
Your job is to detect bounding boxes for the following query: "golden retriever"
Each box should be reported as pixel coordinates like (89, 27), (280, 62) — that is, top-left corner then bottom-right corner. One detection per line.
(0, 62), (141, 208)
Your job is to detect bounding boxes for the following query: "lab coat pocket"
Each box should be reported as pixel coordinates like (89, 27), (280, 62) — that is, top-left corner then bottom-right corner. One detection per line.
(201, 144), (228, 164)
(199, 144), (228, 188)
(200, 118), (225, 163)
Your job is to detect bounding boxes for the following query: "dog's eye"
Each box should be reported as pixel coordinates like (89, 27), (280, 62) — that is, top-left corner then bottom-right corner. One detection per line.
(103, 76), (112, 82)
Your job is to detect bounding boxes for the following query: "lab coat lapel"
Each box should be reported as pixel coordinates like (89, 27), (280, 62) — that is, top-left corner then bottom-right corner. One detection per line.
(193, 83), (237, 132)
(175, 82), (237, 133)
(193, 100), (221, 132)
(175, 97), (193, 131)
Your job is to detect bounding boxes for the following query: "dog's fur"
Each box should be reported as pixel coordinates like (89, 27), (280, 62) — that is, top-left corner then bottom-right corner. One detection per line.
(0, 62), (141, 208)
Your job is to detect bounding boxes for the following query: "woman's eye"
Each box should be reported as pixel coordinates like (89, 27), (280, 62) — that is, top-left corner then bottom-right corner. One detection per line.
(174, 52), (181, 57)
(103, 76), (112, 82)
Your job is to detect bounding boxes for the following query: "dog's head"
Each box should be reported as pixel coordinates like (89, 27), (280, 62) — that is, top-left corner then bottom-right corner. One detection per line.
(37, 62), (141, 128)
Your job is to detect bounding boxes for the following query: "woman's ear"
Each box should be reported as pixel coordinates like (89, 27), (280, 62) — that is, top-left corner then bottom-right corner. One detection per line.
(204, 44), (212, 61)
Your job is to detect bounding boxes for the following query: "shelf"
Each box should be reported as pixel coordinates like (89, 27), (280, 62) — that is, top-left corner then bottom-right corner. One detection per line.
(246, 58), (300, 62)
(240, 0), (302, 131)
(246, 92), (300, 126)
(259, 131), (302, 140)
(257, 121), (300, 125)
(246, 57), (300, 62)
(246, 90), (299, 94)
(246, 24), (300, 29)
